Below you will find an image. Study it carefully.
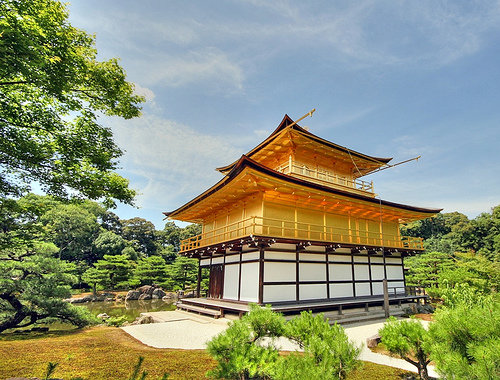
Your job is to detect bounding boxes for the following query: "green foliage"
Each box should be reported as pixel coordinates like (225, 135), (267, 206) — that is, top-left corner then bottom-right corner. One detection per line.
(106, 315), (128, 327)
(92, 254), (133, 289)
(437, 281), (496, 309)
(276, 311), (361, 380)
(437, 251), (500, 293)
(166, 256), (199, 290)
(206, 305), (285, 379)
(379, 317), (431, 380)
(206, 305), (360, 380)
(429, 299), (500, 380)
(402, 206), (500, 261)
(93, 230), (127, 257)
(0, 0), (142, 204)
(0, 240), (97, 332)
(158, 222), (202, 254)
(41, 203), (101, 263)
(121, 218), (158, 257)
(82, 267), (108, 295)
(130, 256), (168, 287)
(404, 251), (454, 288)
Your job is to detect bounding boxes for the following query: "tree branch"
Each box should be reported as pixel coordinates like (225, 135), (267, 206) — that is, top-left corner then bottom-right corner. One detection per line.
(0, 81), (28, 86)
(403, 356), (419, 368)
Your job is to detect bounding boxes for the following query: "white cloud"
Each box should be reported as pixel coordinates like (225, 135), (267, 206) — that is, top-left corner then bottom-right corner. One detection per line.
(109, 114), (242, 210)
(133, 83), (155, 103)
(145, 49), (244, 90)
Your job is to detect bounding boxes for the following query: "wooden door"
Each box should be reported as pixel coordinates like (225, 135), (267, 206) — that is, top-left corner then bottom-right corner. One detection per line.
(208, 264), (224, 299)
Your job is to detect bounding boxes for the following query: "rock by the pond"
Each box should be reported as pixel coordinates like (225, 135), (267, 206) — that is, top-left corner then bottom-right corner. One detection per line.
(125, 289), (141, 301)
(130, 314), (155, 325)
(162, 292), (177, 301)
(97, 313), (110, 320)
(138, 293), (152, 300)
(152, 288), (166, 299)
(126, 285), (167, 301)
(66, 292), (116, 304)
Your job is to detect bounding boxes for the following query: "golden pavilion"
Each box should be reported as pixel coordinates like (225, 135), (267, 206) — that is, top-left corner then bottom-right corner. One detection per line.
(165, 113), (440, 317)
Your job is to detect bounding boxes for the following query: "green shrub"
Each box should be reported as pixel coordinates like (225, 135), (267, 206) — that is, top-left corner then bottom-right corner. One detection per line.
(379, 317), (431, 380)
(206, 305), (360, 380)
(429, 300), (500, 380)
(106, 315), (128, 327)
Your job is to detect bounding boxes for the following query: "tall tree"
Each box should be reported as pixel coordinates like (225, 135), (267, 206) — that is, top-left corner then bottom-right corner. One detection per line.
(0, 0), (142, 204)
(0, 0), (142, 332)
(121, 217), (157, 256)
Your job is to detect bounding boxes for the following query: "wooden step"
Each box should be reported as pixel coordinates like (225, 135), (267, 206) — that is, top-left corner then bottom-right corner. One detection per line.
(329, 309), (405, 325)
(176, 302), (222, 318)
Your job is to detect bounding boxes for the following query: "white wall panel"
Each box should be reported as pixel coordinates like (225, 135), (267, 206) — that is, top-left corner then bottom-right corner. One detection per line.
(264, 262), (295, 282)
(211, 256), (224, 264)
(354, 264), (369, 280)
(386, 257), (402, 265)
(387, 265), (404, 280)
(242, 252), (260, 261)
(200, 259), (210, 266)
(329, 283), (353, 298)
(370, 256), (384, 263)
(299, 253), (325, 261)
(300, 284), (327, 300)
(225, 254), (240, 263)
(299, 263), (326, 281)
(265, 251), (294, 260)
(372, 282), (384, 295)
(223, 265), (239, 300)
(329, 254), (351, 262)
(272, 243), (296, 250)
(353, 255), (368, 263)
(304, 246), (325, 253)
(239, 262), (259, 302)
(355, 283), (371, 296)
(263, 285), (296, 303)
(371, 265), (385, 280)
(329, 264), (352, 281)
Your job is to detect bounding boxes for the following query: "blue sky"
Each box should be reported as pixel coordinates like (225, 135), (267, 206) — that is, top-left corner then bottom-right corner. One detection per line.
(67, 0), (500, 229)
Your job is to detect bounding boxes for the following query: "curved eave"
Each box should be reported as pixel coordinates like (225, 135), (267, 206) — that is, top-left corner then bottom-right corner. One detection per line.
(165, 155), (441, 220)
(216, 114), (393, 174)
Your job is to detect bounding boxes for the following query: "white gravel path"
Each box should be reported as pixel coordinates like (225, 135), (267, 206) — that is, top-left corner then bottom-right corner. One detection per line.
(121, 311), (438, 377)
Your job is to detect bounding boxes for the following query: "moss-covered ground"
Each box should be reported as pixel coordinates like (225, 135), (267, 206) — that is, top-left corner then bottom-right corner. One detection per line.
(0, 326), (414, 379)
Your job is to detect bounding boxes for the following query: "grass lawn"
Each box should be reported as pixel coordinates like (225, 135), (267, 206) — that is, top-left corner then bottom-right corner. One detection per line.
(0, 326), (414, 380)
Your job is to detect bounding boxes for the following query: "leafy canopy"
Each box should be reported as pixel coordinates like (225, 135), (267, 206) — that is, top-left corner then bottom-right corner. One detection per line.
(0, 0), (143, 205)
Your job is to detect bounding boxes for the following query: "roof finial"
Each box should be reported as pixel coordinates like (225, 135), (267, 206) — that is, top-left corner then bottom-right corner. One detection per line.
(287, 108), (316, 129)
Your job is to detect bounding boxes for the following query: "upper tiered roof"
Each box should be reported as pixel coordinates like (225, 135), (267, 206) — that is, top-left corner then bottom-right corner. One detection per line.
(216, 114), (392, 178)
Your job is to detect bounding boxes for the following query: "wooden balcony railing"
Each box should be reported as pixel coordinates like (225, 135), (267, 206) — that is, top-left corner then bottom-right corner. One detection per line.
(275, 161), (374, 195)
(180, 216), (424, 253)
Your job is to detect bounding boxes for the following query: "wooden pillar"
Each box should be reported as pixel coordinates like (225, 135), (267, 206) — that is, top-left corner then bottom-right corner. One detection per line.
(383, 279), (390, 318)
(196, 261), (202, 298)
(296, 247), (300, 302)
(325, 249), (330, 299)
(351, 250), (356, 297)
(258, 247), (264, 305)
(238, 250), (242, 301)
(368, 253), (373, 296)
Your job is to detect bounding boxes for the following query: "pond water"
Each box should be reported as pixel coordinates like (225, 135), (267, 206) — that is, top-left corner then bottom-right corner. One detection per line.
(75, 299), (176, 322)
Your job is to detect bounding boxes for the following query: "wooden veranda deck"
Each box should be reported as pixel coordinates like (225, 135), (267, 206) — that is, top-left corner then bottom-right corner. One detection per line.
(177, 292), (427, 318)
